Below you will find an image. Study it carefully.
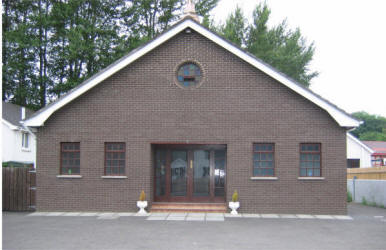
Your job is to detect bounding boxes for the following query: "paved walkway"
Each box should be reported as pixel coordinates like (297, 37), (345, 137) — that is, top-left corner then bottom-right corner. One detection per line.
(4, 204), (386, 250)
(27, 211), (353, 221)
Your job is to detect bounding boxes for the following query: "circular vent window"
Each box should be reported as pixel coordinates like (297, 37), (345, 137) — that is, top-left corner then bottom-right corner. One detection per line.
(176, 63), (202, 88)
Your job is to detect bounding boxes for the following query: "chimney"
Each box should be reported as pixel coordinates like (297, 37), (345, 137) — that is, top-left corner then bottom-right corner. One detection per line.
(182, 0), (200, 22)
(21, 107), (26, 120)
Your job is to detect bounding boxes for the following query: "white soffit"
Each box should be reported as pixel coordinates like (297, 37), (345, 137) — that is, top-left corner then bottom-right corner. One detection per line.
(23, 18), (360, 128)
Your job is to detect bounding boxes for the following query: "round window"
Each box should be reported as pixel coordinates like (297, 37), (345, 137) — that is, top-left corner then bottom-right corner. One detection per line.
(176, 63), (202, 88)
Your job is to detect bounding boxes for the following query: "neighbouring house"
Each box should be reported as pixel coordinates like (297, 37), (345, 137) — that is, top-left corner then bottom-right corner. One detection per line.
(2, 102), (36, 167)
(23, 7), (360, 214)
(362, 141), (386, 167)
(346, 133), (373, 168)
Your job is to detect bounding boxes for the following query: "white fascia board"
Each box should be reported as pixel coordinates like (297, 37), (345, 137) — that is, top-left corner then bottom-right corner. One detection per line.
(24, 19), (360, 128)
(347, 132), (374, 153)
(187, 21), (360, 128)
(2, 119), (19, 130)
(23, 21), (191, 127)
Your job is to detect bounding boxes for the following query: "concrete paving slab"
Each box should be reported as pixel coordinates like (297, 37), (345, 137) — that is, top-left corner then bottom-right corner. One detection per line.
(279, 214), (297, 219)
(261, 214), (280, 218)
(45, 212), (65, 216)
(27, 212), (49, 216)
(224, 213), (242, 218)
(61, 212), (81, 216)
(242, 213), (261, 218)
(98, 213), (115, 216)
(206, 213), (223, 217)
(134, 213), (149, 217)
(79, 212), (99, 216)
(187, 213), (206, 217)
(169, 213), (187, 217)
(296, 214), (315, 219)
(206, 217), (224, 221)
(149, 213), (169, 216)
(166, 216), (186, 221)
(117, 213), (134, 217)
(186, 216), (205, 221)
(333, 215), (353, 220)
(146, 216), (167, 221)
(97, 215), (119, 220)
(315, 215), (335, 220)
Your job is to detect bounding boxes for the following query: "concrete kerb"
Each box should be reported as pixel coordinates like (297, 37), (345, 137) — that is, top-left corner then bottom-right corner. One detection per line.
(25, 212), (354, 221)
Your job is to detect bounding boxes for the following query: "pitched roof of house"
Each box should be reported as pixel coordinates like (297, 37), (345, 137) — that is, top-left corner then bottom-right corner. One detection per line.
(2, 102), (34, 128)
(362, 141), (386, 155)
(347, 133), (374, 153)
(23, 17), (361, 128)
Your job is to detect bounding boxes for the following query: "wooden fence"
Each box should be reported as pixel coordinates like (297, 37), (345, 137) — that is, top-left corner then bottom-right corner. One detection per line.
(347, 166), (386, 180)
(2, 167), (36, 211)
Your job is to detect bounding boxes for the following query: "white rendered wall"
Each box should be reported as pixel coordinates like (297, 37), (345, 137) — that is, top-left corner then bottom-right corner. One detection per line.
(347, 135), (372, 168)
(348, 180), (386, 207)
(2, 122), (36, 166)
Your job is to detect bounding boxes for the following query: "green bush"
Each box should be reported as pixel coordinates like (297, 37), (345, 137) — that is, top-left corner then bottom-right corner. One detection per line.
(347, 191), (352, 202)
(361, 197), (368, 206)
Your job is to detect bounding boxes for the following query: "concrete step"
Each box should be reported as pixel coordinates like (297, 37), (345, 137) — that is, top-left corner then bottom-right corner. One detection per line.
(151, 202), (227, 213)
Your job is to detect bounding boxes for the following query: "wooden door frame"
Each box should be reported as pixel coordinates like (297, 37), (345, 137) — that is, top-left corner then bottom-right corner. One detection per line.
(152, 144), (226, 203)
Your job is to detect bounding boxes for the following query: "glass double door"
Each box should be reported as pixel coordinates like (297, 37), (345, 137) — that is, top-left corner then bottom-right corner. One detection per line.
(154, 145), (226, 202)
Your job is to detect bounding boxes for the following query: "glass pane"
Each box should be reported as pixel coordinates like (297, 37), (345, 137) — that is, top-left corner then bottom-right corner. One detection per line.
(307, 169), (313, 177)
(314, 169), (320, 176)
(70, 167), (80, 174)
(215, 149), (226, 197)
(300, 169), (306, 176)
(171, 150), (187, 196)
(193, 150), (210, 196)
(253, 153), (260, 161)
(177, 63), (201, 87)
(155, 149), (166, 196)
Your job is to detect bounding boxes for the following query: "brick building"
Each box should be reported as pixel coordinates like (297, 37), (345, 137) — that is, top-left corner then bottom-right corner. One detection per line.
(24, 16), (360, 214)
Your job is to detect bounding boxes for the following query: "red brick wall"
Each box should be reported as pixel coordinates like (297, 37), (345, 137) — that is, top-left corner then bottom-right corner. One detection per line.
(36, 30), (347, 214)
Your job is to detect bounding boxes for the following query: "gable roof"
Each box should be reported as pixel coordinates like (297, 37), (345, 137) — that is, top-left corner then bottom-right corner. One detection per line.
(347, 133), (374, 154)
(23, 17), (361, 128)
(362, 141), (386, 155)
(2, 102), (34, 129)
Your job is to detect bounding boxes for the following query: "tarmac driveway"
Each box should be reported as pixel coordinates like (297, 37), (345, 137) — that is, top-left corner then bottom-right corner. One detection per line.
(2, 203), (386, 250)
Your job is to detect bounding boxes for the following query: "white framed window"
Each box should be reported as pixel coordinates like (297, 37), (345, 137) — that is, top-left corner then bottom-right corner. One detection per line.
(22, 132), (29, 149)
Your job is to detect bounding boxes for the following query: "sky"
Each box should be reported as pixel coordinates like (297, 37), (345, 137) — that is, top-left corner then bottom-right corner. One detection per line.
(210, 0), (386, 117)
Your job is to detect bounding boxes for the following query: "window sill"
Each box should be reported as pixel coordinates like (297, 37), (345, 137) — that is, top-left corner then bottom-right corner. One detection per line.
(250, 177), (278, 180)
(56, 175), (82, 179)
(298, 177), (325, 180)
(101, 176), (128, 179)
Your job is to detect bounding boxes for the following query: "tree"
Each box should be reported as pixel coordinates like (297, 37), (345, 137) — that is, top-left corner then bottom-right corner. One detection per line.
(2, 0), (219, 109)
(218, 7), (245, 47)
(351, 112), (386, 141)
(217, 3), (318, 87)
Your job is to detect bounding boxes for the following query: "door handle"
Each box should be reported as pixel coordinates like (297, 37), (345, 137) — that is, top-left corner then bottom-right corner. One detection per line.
(190, 160), (193, 169)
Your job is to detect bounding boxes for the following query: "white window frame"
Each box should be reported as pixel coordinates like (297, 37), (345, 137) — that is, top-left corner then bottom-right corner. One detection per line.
(22, 132), (30, 150)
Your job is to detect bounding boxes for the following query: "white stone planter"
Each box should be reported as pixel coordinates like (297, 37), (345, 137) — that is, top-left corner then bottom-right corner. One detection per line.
(229, 201), (240, 215)
(136, 201), (148, 215)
